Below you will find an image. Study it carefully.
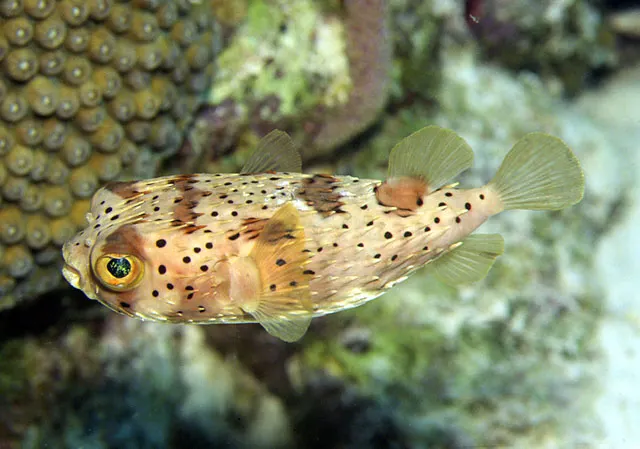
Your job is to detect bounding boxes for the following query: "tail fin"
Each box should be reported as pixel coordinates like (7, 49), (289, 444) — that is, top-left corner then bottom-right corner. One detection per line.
(488, 133), (585, 211)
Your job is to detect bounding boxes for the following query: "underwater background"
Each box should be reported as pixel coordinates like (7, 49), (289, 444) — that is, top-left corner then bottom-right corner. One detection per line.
(0, 0), (638, 447)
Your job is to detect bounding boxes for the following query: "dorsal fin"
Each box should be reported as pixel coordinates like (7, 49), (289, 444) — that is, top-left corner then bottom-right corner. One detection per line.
(431, 234), (504, 285)
(387, 126), (474, 191)
(241, 130), (302, 174)
(240, 203), (312, 341)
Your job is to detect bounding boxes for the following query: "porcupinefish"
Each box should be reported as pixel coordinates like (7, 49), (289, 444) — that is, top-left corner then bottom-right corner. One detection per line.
(62, 126), (584, 342)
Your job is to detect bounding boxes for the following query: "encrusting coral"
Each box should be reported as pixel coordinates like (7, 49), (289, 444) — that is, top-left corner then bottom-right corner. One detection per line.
(0, 0), (218, 308)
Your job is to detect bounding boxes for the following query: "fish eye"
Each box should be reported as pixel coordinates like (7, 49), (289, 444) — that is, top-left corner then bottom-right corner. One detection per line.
(94, 254), (144, 291)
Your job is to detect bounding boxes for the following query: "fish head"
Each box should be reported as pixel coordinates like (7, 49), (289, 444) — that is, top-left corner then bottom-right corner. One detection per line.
(62, 185), (161, 318)
(63, 217), (155, 317)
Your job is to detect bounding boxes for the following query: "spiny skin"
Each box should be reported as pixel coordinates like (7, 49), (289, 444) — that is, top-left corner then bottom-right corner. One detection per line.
(62, 172), (497, 323)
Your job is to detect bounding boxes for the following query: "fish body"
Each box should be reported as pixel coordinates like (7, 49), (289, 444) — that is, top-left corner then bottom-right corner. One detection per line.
(62, 127), (585, 341)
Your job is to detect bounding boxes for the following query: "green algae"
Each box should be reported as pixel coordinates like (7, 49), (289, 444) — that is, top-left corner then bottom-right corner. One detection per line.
(209, 0), (351, 120)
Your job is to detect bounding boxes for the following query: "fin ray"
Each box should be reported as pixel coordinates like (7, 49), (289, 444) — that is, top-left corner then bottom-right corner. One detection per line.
(432, 234), (504, 285)
(488, 133), (585, 210)
(388, 126), (474, 190)
(241, 130), (302, 174)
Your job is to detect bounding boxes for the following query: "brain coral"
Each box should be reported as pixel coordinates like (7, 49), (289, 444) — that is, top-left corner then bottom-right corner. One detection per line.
(0, 0), (217, 308)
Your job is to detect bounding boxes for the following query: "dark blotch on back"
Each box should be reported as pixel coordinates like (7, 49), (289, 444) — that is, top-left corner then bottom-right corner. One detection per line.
(296, 174), (345, 216)
(105, 180), (146, 199)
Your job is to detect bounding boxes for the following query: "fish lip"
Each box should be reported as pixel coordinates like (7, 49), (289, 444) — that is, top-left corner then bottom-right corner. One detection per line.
(62, 263), (81, 289)
(61, 241), (83, 290)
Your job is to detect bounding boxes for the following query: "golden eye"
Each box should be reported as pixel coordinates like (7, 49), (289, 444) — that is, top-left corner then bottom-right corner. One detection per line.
(94, 253), (144, 291)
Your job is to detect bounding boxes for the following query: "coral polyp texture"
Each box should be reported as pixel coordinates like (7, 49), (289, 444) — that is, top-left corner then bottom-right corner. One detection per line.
(0, 0), (217, 308)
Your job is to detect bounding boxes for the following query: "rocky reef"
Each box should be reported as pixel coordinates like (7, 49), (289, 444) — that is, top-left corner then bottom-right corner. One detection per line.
(1, 0), (638, 447)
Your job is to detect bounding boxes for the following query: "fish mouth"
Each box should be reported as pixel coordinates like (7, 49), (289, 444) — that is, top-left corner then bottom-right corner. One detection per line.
(62, 263), (81, 289)
(61, 241), (84, 291)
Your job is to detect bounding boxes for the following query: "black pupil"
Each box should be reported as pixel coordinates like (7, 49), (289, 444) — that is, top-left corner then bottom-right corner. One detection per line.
(107, 257), (131, 279)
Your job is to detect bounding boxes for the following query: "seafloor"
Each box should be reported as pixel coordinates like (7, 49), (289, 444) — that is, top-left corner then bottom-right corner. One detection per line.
(1, 0), (639, 448)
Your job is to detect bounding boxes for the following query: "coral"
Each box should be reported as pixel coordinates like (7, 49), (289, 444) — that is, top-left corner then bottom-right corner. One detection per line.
(0, 0), (217, 308)
(0, 313), (291, 449)
(466, 0), (618, 93)
(309, 0), (392, 156)
(209, 0), (351, 122)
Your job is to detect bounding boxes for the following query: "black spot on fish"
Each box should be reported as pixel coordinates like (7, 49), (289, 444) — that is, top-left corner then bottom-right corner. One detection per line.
(198, 306), (206, 313)
(445, 192), (453, 197)
(205, 242), (213, 249)
(219, 194), (228, 199)
(167, 283), (174, 290)
(185, 286), (194, 291)
(479, 194), (485, 200)
(110, 214), (120, 221)
(270, 284), (276, 291)
(156, 239), (166, 248)
(105, 207), (113, 214)
(158, 265), (166, 274)
(262, 205), (268, 210)
(303, 269), (315, 275)
(342, 224), (349, 229)
(120, 301), (130, 308)
(200, 265), (208, 272)
(290, 281), (297, 287)
(465, 202), (472, 210)
(360, 204), (368, 210)
(224, 182), (232, 186)
(183, 256), (191, 263)
(152, 290), (159, 297)
(231, 211), (238, 217)
(187, 293), (194, 300)
(153, 206), (160, 212)
(403, 231), (412, 238)
(276, 258), (286, 266)
(367, 221), (374, 227)
(357, 243), (364, 248)
(246, 200), (253, 204)
(211, 211), (218, 217)
(374, 253), (381, 259)
(434, 217), (440, 224)
(333, 243), (338, 247)
(423, 246), (429, 251)
(228, 232), (240, 241)
(438, 202), (446, 207)
(317, 247), (323, 253)
(193, 247), (201, 253)
(391, 255), (398, 261)
(424, 226), (430, 232)
(384, 231), (393, 239)
(456, 217), (461, 223)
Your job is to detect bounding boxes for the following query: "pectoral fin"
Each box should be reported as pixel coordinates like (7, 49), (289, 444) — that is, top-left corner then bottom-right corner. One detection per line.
(432, 234), (504, 285)
(240, 203), (313, 342)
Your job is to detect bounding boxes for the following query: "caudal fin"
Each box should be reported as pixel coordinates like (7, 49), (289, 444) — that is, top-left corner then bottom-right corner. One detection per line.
(488, 133), (585, 211)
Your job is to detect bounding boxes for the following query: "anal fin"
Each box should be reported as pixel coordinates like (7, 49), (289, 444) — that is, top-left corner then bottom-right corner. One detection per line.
(432, 234), (504, 285)
(242, 203), (312, 342)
